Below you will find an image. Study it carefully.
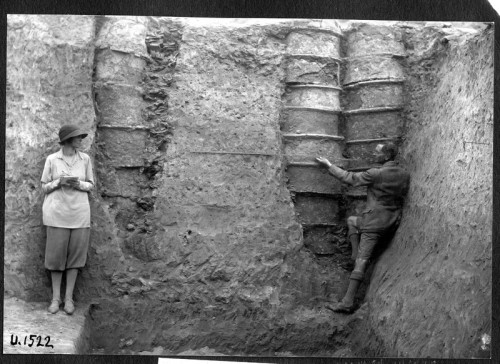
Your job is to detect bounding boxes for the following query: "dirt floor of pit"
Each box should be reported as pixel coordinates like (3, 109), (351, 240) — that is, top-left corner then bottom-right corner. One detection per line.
(86, 300), (364, 357)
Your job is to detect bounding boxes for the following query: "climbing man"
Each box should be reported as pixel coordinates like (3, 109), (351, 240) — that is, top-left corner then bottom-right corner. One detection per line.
(315, 142), (410, 313)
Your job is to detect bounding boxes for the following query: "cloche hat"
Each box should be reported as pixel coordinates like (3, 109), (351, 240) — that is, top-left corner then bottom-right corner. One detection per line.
(59, 125), (88, 143)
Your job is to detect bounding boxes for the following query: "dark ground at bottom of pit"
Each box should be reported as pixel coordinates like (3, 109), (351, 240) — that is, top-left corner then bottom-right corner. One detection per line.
(86, 299), (367, 357)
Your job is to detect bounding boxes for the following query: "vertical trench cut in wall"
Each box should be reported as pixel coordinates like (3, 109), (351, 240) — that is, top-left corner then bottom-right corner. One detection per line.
(280, 23), (408, 304)
(278, 25), (357, 306)
(341, 24), (407, 235)
(281, 27), (348, 262)
(93, 17), (178, 263)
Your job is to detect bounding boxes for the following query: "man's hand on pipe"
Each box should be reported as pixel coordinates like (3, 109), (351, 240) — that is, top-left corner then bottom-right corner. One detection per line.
(315, 157), (332, 168)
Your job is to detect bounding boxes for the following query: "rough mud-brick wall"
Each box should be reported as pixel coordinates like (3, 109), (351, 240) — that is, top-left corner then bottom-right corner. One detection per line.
(88, 18), (354, 354)
(139, 19), (302, 308)
(5, 15), (96, 301)
(352, 25), (493, 358)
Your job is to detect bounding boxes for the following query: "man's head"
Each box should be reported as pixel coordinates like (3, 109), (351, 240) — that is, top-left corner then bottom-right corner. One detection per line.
(374, 142), (398, 163)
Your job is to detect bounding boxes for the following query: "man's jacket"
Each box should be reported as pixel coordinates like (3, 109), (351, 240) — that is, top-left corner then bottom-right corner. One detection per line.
(328, 161), (410, 233)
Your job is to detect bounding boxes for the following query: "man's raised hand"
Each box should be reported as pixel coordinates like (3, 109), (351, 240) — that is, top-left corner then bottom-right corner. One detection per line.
(315, 157), (332, 168)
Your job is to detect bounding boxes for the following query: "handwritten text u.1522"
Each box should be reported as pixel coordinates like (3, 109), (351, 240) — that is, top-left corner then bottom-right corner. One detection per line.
(10, 334), (54, 348)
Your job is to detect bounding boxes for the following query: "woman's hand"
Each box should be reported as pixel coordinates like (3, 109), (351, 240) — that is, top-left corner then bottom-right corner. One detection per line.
(59, 178), (70, 187)
(315, 157), (332, 168)
(60, 178), (80, 189)
(65, 179), (80, 189)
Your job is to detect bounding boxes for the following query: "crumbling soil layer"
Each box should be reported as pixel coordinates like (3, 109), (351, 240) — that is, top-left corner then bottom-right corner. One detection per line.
(5, 16), (492, 358)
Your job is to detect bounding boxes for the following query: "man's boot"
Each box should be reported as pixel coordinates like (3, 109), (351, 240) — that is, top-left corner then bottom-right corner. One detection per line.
(327, 258), (369, 314)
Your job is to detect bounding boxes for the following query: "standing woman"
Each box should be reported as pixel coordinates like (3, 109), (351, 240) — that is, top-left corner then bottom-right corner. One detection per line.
(41, 125), (94, 314)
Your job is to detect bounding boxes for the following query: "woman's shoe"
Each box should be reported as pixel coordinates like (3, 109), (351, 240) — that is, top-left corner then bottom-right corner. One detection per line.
(325, 301), (356, 314)
(64, 298), (75, 315)
(48, 299), (61, 314)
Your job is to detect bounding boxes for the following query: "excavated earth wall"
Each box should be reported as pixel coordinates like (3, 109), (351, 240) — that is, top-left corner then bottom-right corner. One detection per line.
(350, 24), (493, 358)
(5, 16), (493, 358)
(6, 16), (356, 356)
(5, 15), (97, 301)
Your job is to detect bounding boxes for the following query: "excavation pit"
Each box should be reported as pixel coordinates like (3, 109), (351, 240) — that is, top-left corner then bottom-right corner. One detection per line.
(5, 16), (492, 358)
